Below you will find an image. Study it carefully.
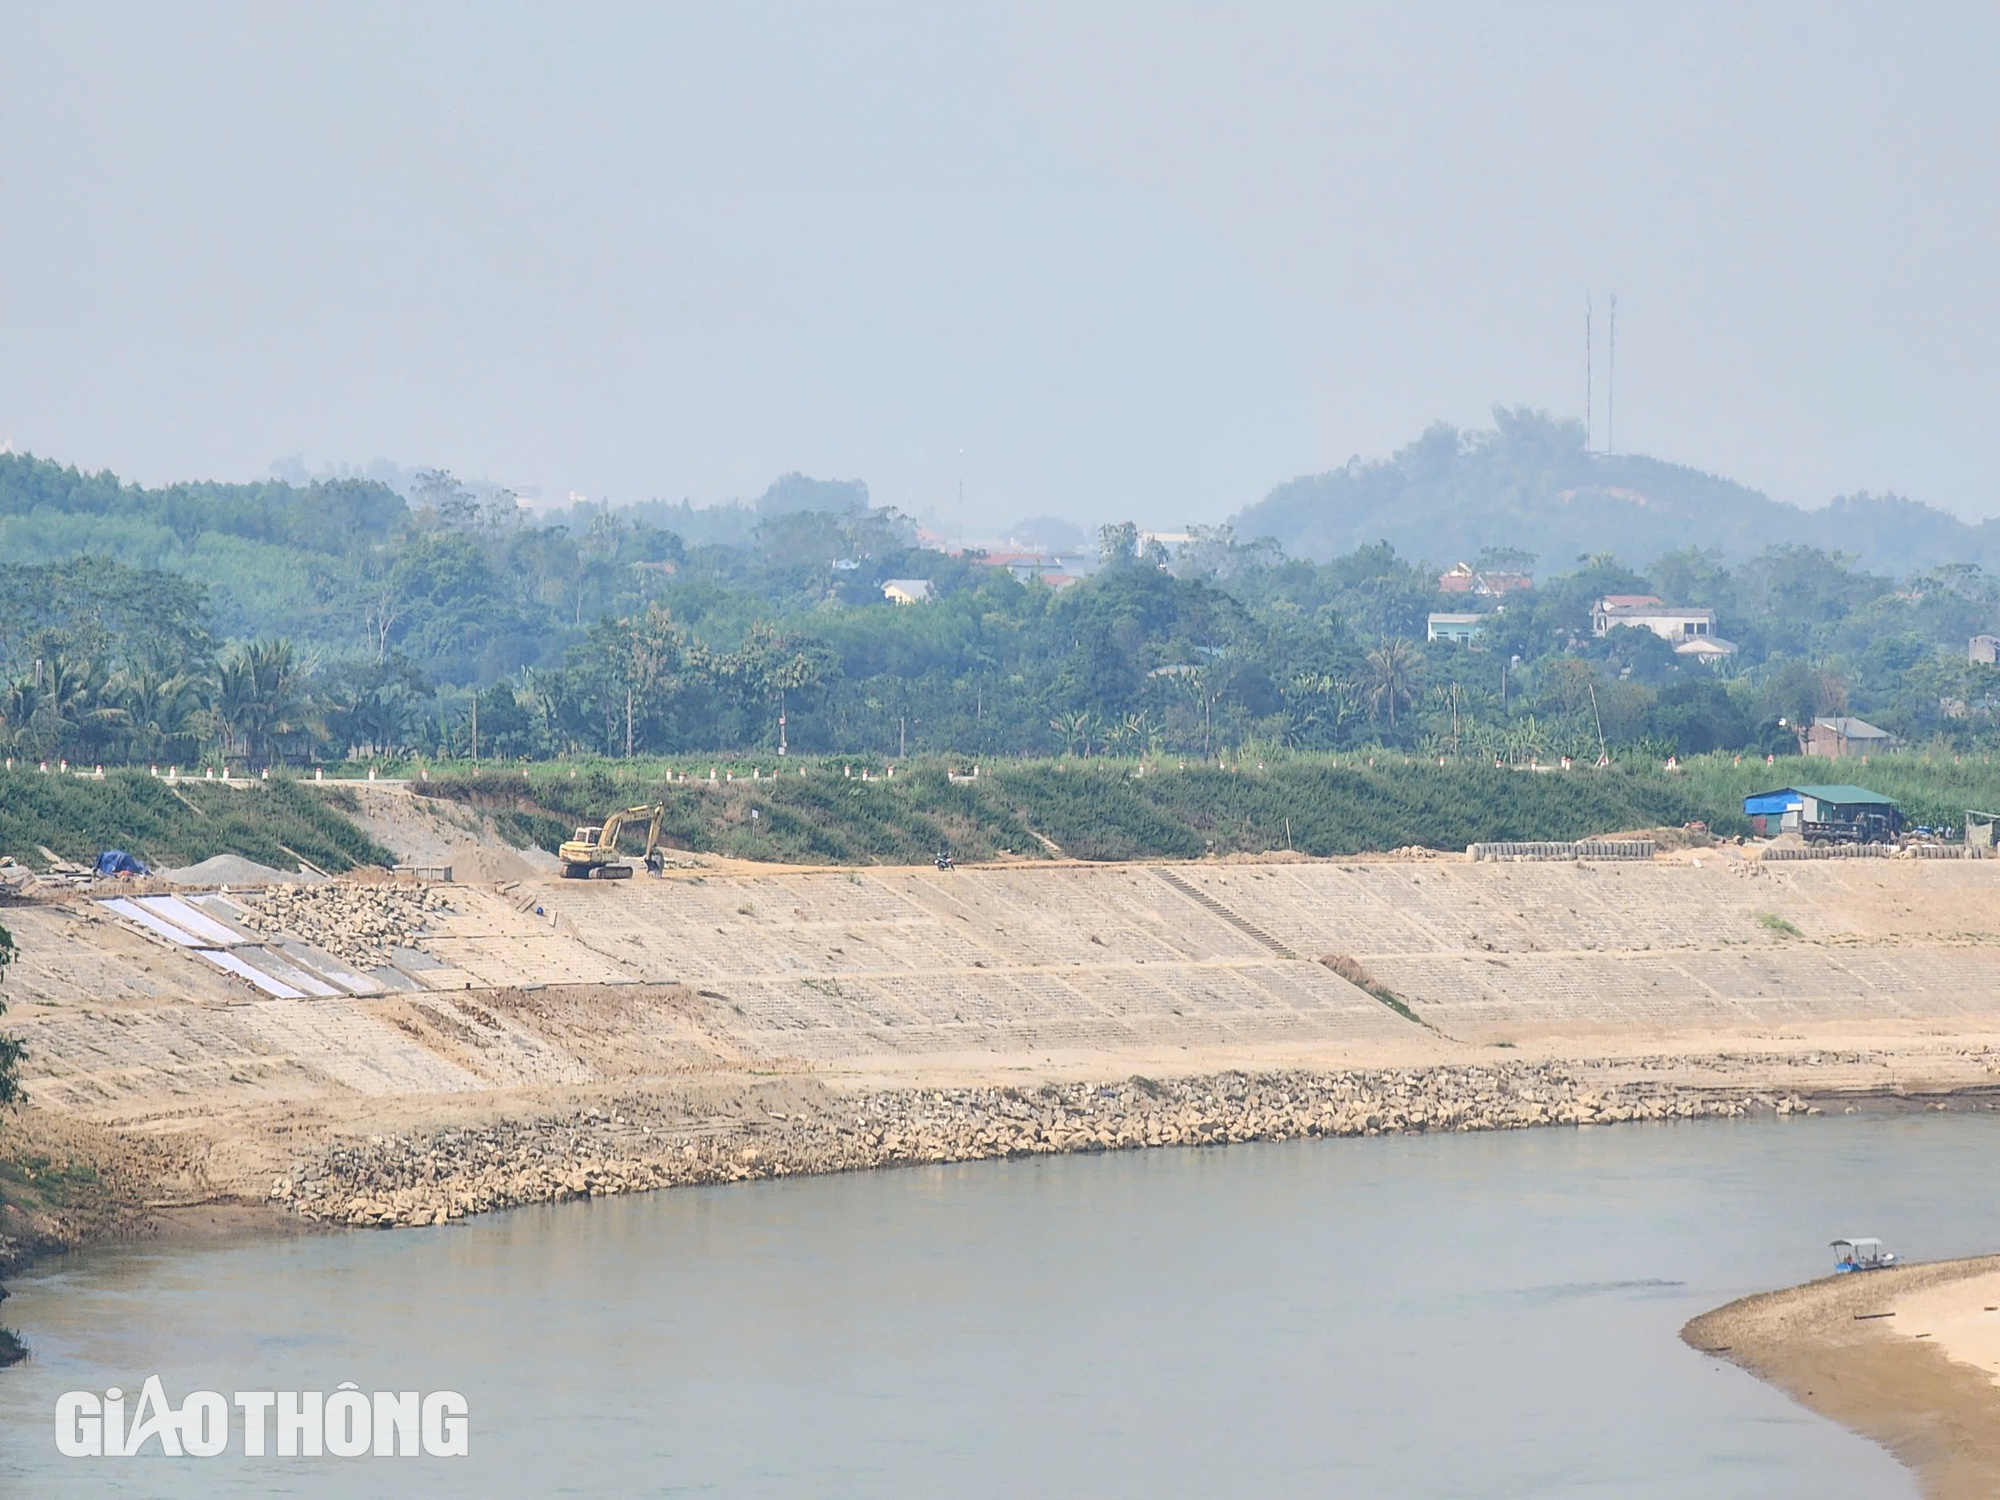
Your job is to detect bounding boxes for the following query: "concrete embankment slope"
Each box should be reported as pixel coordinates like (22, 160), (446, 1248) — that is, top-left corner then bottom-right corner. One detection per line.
(6, 855), (2000, 1219)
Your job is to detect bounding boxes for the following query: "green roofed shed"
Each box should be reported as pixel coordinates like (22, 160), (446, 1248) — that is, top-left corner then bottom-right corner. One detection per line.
(1791, 785), (1898, 807)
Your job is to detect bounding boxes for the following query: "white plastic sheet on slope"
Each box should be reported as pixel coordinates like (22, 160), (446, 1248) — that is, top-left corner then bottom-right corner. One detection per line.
(237, 946), (341, 998)
(134, 895), (249, 947)
(198, 948), (304, 999)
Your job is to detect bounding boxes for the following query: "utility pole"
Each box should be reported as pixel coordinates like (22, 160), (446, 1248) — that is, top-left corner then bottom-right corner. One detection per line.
(1607, 292), (1617, 456)
(625, 688), (634, 758)
(471, 695), (478, 764)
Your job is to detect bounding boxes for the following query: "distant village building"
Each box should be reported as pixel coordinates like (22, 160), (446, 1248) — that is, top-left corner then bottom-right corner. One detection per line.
(1427, 612), (1486, 645)
(1971, 634), (2000, 664)
(1671, 636), (1738, 664)
(978, 550), (1072, 583)
(1438, 562), (1533, 596)
(1595, 592), (1661, 613)
(1591, 597), (1732, 655)
(881, 579), (933, 605)
(1804, 715), (1894, 758)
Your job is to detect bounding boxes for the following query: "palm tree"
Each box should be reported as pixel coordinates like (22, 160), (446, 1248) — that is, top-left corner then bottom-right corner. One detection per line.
(114, 665), (206, 763)
(29, 655), (126, 759)
(214, 639), (315, 766)
(1364, 639), (1419, 731)
(0, 677), (42, 756)
(1168, 664), (1229, 756)
(1049, 710), (1094, 757)
(1431, 679), (1467, 757)
(1105, 710), (1157, 756)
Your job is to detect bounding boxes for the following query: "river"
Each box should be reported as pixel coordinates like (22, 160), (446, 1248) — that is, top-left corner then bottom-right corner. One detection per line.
(8, 1111), (2000, 1496)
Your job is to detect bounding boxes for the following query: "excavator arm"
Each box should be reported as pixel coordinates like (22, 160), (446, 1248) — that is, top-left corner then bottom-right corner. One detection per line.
(641, 804), (668, 873)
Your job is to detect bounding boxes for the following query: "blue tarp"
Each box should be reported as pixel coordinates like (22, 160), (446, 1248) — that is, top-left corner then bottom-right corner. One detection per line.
(1744, 790), (1804, 817)
(94, 850), (149, 877)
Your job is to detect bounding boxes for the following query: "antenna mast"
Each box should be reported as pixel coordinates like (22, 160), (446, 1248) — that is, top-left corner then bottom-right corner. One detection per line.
(1607, 292), (1617, 456)
(1584, 293), (1593, 452)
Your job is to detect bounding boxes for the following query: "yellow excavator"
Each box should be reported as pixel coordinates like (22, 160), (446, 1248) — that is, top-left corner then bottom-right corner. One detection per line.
(558, 803), (669, 880)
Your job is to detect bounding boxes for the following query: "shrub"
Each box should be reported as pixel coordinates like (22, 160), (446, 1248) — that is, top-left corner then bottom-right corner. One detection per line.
(0, 921), (22, 1106)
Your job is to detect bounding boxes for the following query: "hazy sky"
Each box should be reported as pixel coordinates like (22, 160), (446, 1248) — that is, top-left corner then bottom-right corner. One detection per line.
(4, 2), (1996, 532)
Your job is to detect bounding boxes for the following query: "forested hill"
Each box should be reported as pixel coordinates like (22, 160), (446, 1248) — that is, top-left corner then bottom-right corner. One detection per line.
(0, 452), (411, 643)
(10, 423), (2000, 769)
(1233, 408), (2000, 574)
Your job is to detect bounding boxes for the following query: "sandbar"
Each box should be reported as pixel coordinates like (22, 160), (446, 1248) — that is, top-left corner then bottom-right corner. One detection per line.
(1684, 1254), (2000, 1498)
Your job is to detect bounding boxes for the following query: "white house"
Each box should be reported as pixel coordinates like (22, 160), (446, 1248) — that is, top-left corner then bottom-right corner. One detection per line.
(1427, 612), (1486, 645)
(881, 579), (933, 606)
(1592, 598), (1730, 653)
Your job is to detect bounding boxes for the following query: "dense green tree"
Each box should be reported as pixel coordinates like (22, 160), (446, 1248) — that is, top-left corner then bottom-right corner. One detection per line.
(1643, 680), (1752, 756)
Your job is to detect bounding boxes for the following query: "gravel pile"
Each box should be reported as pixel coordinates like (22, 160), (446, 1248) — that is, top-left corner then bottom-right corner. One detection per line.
(162, 854), (310, 886)
(237, 882), (451, 969)
(278, 1063), (1815, 1228)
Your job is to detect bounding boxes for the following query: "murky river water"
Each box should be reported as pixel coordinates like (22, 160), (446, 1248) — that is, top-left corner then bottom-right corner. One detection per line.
(9, 1111), (1999, 1496)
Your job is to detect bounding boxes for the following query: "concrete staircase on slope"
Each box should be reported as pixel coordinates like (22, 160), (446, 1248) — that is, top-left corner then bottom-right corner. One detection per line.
(1152, 868), (1298, 960)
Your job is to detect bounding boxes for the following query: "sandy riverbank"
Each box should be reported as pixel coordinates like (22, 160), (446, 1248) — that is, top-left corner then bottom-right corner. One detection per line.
(1684, 1254), (2000, 1498)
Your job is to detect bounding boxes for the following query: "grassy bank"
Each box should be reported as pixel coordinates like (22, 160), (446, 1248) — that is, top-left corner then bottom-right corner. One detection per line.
(0, 769), (394, 872)
(415, 755), (1737, 863)
(8, 753), (1994, 874)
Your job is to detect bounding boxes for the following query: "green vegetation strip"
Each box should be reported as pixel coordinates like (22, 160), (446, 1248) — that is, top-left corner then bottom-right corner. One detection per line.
(6, 751), (1998, 874)
(417, 755), (1733, 864)
(0, 770), (392, 873)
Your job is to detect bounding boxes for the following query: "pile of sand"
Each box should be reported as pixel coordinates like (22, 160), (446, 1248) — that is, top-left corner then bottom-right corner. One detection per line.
(445, 843), (542, 883)
(160, 854), (319, 887)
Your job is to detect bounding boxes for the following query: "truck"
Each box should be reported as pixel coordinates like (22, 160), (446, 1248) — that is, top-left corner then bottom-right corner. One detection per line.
(1802, 809), (1898, 847)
